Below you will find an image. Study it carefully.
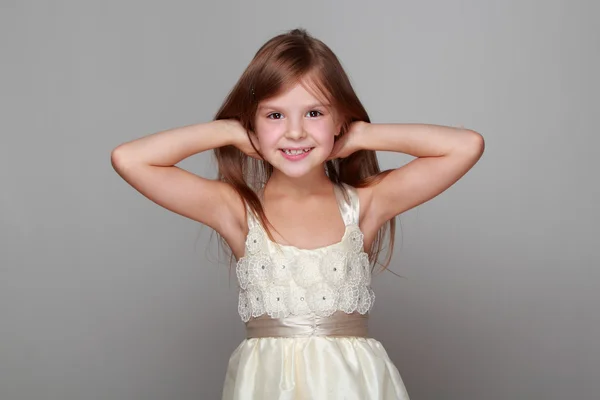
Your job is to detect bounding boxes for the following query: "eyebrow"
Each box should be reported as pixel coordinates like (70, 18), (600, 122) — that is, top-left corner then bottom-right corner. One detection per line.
(257, 103), (330, 110)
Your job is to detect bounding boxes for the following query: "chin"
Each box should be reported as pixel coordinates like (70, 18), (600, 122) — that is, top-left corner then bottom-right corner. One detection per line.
(276, 165), (315, 179)
(273, 160), (326, 179)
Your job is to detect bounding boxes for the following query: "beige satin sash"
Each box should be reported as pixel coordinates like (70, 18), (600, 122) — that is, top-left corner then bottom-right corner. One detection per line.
(245, 311), (369, 338)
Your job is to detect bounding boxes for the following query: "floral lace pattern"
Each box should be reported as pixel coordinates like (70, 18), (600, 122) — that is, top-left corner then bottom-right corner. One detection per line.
(236, 184), (376, 322)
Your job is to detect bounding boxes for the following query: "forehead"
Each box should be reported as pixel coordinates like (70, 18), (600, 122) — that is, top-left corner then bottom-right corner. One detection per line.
(258, 80), (331, 110)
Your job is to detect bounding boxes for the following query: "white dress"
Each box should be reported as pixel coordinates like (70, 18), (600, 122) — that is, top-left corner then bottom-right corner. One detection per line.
(222, 183), (410, 399)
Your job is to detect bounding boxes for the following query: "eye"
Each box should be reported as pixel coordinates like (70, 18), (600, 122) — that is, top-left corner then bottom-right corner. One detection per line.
(267, 112), (283, 120)
(307, 110), (323, 118)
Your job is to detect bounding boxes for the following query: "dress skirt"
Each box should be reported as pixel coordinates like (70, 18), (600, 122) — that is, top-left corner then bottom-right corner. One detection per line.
(221, 335), (410, 399)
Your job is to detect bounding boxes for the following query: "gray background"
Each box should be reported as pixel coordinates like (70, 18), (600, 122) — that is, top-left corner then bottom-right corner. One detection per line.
(1, 0), (598, 399)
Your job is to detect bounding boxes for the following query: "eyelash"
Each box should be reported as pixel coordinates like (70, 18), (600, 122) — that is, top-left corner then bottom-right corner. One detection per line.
(266, 110), (323, 120)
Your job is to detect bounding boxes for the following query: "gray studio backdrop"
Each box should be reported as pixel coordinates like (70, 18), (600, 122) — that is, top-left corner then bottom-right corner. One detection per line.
(1, 1), (598, 399)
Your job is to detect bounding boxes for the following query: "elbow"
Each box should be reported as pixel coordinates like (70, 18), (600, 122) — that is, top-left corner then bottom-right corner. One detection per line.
(110, 145), (134, 173)
(473, 130), (485, 152)
(449, 129), (484, 161)
(465, 130), (485, 157)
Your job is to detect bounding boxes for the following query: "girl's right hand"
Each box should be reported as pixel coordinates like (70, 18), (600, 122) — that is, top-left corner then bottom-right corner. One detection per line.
(220, 119), (262, 159)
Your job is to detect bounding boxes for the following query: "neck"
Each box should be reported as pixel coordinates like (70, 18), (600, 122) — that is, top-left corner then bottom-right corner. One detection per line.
(266, 165), (333, 197)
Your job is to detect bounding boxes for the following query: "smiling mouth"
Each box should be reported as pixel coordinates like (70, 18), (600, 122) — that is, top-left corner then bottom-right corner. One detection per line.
(280, 148), (314, 155)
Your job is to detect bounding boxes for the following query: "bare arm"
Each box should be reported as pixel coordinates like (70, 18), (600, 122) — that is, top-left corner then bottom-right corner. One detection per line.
(352, 122), (485, 226)
(110, 120), (249, 251)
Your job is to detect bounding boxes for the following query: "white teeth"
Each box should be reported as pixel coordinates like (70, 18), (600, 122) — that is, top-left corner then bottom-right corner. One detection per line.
(283, 148), (311, 155)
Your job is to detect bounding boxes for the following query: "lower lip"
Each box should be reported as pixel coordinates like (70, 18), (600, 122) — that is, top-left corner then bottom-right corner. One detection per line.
(280, 148), (313, 161)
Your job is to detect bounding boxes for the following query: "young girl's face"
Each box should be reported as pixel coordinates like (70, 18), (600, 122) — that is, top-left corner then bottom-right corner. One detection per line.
(254, 81), (342, 178)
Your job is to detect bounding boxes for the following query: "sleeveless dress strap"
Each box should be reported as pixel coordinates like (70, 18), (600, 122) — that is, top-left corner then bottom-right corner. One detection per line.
(244, 202), (259, 229)
(334, 183), (360, 226)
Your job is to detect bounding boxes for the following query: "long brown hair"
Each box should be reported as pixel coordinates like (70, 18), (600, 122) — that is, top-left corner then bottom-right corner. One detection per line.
(212, 28), (396, 274)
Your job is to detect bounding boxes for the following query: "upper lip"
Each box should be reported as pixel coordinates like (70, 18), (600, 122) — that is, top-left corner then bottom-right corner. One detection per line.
(280, 147), (313, 149)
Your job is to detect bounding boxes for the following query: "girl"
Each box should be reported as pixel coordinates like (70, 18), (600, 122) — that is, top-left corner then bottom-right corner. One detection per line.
(111, 28), (484, 399)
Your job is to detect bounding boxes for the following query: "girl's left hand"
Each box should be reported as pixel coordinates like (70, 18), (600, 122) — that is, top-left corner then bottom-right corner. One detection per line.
(328, 121), (368, 160)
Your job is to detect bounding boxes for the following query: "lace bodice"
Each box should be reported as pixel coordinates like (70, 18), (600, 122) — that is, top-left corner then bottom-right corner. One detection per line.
(236, 183), (375, 322)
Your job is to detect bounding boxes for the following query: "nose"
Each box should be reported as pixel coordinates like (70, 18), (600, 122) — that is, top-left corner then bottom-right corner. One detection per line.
(284, 116), (306, 140)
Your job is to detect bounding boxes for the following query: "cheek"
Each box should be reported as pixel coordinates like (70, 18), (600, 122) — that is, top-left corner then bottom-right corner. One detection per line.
(255, 124), (281, 149)
(320, 134), (335, 152)
(315, 123), (337, 148)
